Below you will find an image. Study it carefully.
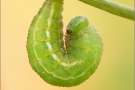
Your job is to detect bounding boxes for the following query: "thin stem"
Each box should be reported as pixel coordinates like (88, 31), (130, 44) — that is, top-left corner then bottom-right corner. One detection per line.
(79, 0), (134, 20)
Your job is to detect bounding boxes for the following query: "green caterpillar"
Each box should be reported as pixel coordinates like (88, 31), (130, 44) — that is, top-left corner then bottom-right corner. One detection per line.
(26, 0), (103, 87)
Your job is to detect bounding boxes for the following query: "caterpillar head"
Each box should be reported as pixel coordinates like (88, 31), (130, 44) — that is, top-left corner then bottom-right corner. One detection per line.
(66, 16), (89, 34)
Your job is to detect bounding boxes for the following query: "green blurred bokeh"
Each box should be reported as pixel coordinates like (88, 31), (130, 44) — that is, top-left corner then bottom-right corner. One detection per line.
(1, 0), (134, 90)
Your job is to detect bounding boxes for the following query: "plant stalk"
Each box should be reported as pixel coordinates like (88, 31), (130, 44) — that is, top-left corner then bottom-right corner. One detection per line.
(79, 0), (134, 20)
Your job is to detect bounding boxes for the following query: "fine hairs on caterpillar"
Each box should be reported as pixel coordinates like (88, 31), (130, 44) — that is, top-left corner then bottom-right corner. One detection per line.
(26, 0), (103, 87)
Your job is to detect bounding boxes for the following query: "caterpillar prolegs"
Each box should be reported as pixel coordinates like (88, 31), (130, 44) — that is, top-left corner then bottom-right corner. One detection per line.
(26, 0), (103, 87)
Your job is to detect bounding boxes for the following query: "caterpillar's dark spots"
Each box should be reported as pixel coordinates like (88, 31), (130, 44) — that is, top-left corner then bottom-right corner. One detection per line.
(66, 24), (72, 34)
(67, 30), (72, 34)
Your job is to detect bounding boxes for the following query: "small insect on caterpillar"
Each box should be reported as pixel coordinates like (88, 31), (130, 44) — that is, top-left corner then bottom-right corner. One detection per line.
(26, 0), (103, 87)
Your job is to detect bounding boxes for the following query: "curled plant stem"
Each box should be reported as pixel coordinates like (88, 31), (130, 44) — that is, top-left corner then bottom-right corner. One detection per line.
(79, 0), (134, 20)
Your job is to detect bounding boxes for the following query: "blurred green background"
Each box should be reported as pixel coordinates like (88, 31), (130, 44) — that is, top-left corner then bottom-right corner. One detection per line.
(1, 0), (134, 90)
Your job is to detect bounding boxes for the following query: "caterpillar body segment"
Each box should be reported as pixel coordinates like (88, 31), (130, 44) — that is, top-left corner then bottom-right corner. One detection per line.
(26, 0), (103, 87)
